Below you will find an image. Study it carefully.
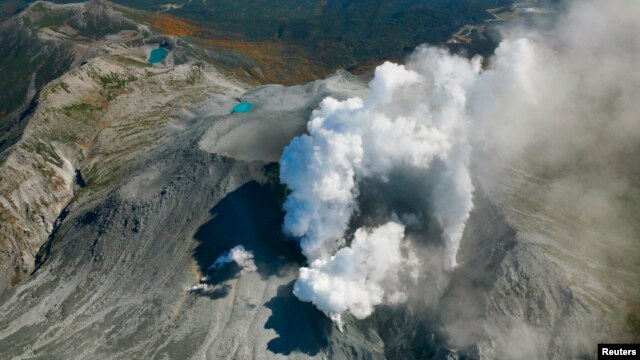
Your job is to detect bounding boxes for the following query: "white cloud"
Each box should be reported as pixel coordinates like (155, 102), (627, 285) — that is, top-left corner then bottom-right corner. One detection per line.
(293, 222), (416, 327)
(280, 54), (480, 267)
(209, 245), (257, 273)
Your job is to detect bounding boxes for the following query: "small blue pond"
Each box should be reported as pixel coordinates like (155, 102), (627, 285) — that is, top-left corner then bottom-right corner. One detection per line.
(231, 102), (252, 113)
(148, 47), (169, 63)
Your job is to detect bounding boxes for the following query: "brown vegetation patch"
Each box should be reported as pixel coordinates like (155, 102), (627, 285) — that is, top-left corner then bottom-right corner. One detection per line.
(147, 13), (197, 36)
(192, 38), (328, 85)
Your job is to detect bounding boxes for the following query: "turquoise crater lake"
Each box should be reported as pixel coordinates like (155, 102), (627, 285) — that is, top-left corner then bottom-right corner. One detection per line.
(231, 102), (252, 113)
(148, 47), (169, 64)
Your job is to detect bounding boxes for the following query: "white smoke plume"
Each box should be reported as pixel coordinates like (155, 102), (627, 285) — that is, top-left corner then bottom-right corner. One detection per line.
(280, 54), (480, 265)
(293, 222), (418, 328)
(187, 245), (257, 293)
(280, 0), (640, 327)
(279, 50), (480, 321)
(186, 283), (208, 293)
(208, 245), (257, 273)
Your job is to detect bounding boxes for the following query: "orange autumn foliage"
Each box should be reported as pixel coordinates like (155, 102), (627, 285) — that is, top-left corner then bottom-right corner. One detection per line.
(193, 38), (329, 85)
(147, 14), (197, 36)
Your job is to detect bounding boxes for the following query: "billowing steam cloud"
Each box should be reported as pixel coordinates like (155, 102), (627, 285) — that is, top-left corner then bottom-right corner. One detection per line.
(280, 54), (480, 265)
(294, 222), (418, 329)
(280, 0), (640, 329)
(280, 50), (480, 322)
(187, 245), (256, 293)
(208, 245), (257, 273)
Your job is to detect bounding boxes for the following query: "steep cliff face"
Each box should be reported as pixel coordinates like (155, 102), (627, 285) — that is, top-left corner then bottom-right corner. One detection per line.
(0, 0), (145, 155)
(0, 0), (249, 290)
(0, 58), (373, 358)
(0, 48), (247, 292)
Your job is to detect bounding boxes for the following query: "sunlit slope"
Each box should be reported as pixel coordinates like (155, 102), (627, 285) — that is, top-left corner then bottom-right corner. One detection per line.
(0, 0), (142, 154)
(0, 48), (246, 290)
(478, 152), (640, 336)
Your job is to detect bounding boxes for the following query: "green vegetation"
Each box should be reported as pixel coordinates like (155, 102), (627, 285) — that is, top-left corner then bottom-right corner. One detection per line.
(183, 66), (202, 86)
(32, 160), (57, 179)
(19, 0), (137, 37)
(627, 313), (640, 335)
(84, 158), (131, 191)
(0, 0), (30, 22)
(114, 55), (153, 68)
(0, 0), (139, 121)
(0, 0), (510, 121)
(97, 72), (137, 100)
(50, 131), (78, 144)
(51, 81), (71, 94)
(20, 3), (76, 30)
(57, 101), (100, 141)
(62, 102), (97, 117)
(114, 0), (505, 67)
(20, 141), (63, 167)
(0, 25), (74, 117)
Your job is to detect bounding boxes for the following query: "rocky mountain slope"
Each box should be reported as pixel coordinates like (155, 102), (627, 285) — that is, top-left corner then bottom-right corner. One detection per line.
(0, 0), (266, 287)
(0, 49), (636, 359)
(0, 0), (144, 154)
(0, 10), (247, 290)
(0, 1), (637, 359)
(0, 36), (377, 357)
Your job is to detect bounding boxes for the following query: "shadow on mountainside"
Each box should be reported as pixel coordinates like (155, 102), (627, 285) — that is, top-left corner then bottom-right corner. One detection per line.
(191, 179), (305, 288)
(264, 281), (331, 356)
(192, 179), (331, 355)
